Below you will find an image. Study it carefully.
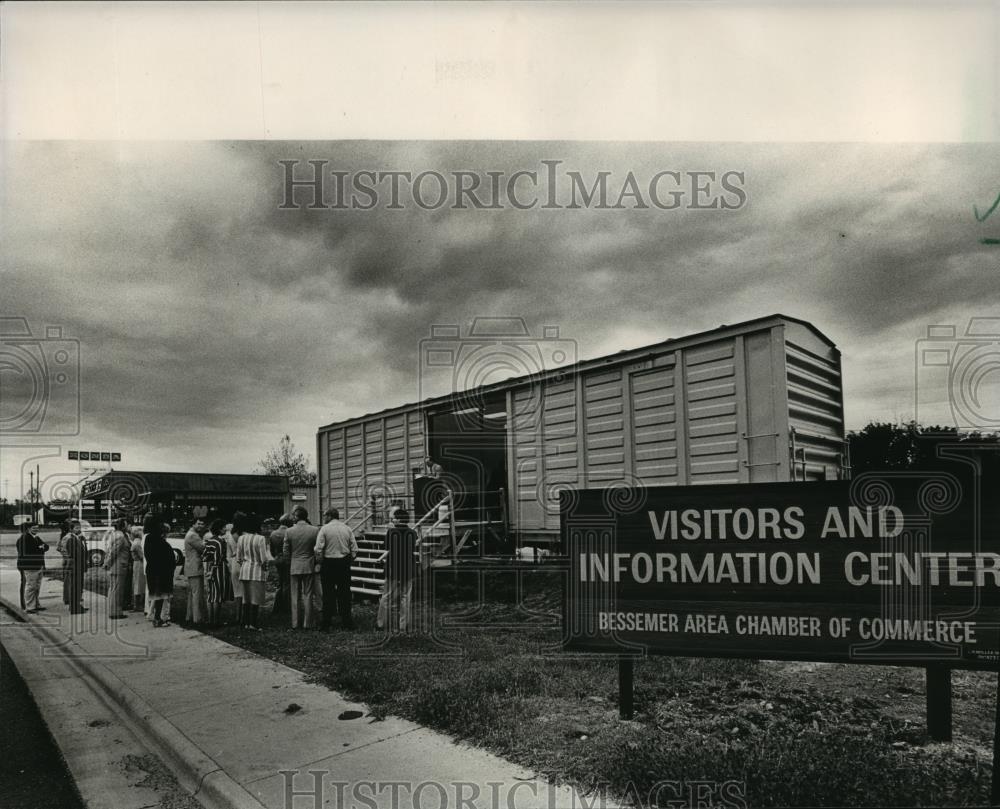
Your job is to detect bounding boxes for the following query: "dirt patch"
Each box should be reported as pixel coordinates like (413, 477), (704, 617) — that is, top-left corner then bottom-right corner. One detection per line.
(120, 753), (202, 809)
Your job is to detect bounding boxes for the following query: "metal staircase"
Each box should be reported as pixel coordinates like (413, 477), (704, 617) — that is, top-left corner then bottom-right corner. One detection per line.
(352, 529), (389, 597)
(343, 488), (510, 596)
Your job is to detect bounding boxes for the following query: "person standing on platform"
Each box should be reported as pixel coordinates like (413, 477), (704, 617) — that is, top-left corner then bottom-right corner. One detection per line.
(203, 518), (233, 627)
(183, 517), (208, 626)
(130, 526), (146, 613)
(144, 515), (175, 627)
(283, 507), (320, 630)
(102, 518), (131, 619)
(315, 507), (358, 630)
(269, 514), (293, 617)
(17, 522), (49, 614)
(64, 521), (88, 615)
(377, 509), (417, 633)
(421, 455), (443, 479)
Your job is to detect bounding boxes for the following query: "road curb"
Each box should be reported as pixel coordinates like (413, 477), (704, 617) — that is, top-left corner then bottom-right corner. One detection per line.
(0, 594), (268, 809)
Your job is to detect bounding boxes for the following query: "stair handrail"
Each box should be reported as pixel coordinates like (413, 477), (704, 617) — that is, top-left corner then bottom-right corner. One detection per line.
(411, 491), (452, 531)
(344, 501), (370, 528)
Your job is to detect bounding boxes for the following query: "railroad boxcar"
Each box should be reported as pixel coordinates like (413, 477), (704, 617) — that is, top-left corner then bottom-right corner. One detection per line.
(317, 314), (846, 559)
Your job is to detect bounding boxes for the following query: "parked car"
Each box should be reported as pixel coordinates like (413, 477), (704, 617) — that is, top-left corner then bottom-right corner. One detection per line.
(80, 520), (184, 569)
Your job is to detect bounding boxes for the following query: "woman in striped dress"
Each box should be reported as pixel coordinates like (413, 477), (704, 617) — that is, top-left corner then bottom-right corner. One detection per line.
(202, 519), (233, 627)
(234, 511), (272, 631)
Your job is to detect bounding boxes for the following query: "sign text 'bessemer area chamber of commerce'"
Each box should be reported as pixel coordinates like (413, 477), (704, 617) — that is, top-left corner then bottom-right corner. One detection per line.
(562, 471), (1000, 669)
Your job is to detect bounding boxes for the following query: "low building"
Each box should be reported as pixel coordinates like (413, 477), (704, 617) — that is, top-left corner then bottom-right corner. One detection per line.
(287, 481), (320, 520)
(80, 471), (289, 528)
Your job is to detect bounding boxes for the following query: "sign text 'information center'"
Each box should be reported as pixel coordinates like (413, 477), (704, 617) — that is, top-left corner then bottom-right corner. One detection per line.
(562, 471), (1000, 669)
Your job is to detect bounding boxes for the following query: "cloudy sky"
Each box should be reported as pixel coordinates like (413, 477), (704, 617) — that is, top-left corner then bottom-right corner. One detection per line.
(1, 140), (998, 500)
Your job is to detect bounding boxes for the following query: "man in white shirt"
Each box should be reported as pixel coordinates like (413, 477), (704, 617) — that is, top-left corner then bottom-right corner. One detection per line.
(314, 507), (358, 630)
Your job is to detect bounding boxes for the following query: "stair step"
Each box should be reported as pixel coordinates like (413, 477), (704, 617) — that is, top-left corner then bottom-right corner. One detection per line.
(351, 576), (386, 586)
(351, 586), (382, 596)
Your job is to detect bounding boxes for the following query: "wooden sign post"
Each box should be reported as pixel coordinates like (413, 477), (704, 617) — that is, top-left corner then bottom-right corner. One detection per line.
(926, 666), (952, 742)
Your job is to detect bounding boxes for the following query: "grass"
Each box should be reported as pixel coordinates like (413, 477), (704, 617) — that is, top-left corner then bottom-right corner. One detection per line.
(81, 567), (996, 806)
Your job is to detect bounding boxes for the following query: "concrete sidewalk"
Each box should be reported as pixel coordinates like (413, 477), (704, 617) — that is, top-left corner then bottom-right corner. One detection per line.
(0, 567), (612, 809)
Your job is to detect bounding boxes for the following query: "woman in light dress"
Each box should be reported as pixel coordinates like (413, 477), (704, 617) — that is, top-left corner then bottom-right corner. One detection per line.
(129, 525), (146, 613)
(233, 511), (273, 631)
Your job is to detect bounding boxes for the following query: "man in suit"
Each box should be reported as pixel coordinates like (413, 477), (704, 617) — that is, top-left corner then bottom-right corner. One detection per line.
(183, 517), (208, 625)
(315, 507), (359, 630)
(65, 522), (88, 615)
(282, 507), (320, 629)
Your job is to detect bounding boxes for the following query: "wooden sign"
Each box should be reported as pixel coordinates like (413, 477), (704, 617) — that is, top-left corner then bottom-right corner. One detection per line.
(562, 468), (1000, 670)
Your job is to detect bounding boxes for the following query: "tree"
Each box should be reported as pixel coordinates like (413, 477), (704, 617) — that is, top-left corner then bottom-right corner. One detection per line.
(255, 435), (317, 484)
(848, 420), (1000, 475)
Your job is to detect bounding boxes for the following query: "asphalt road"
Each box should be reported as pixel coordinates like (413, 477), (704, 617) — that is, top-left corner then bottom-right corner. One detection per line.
(0, 644), (85, 809)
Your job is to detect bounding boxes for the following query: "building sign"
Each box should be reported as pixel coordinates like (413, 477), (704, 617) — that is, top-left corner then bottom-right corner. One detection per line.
(563, 469), (1000, 670)
(68, 450), (121, 462)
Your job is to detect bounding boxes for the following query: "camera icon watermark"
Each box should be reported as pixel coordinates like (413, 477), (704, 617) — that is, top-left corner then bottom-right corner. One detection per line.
(417, 317), (577, 416)
(0, 317), (81, 436)
(915, 317), (1000, 431)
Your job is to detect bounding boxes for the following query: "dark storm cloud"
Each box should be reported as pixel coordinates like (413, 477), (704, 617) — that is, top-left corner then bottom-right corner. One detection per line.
(2, 140), (997, 476)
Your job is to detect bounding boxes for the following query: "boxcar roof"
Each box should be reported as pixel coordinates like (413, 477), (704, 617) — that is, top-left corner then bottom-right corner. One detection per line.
(317, 313), (836, 433)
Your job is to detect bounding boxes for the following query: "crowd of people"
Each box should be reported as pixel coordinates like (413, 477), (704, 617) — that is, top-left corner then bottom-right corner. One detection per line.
(15, 505), (421, 634)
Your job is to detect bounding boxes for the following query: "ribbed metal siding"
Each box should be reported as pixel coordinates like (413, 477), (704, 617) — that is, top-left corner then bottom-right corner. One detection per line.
(344, 424), (364, 512)
(542, 376), (580, 529)
(684, 340), (741, 484)
(407, 411), (425, 486)
(364, 420), (384, 499)
(322, 412), (426, 519)
(785, 336), (845, 480)
(512, 385), (544, 529)
(583, 368), (626, 484)
(384, 414), (408, 501)
(325, 428), (346, 514)
(629, 362), (679, 485)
